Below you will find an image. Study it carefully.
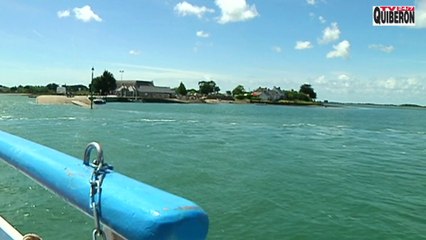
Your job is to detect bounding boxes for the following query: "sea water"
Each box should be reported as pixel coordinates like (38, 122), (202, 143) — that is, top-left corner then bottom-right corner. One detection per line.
(0, 95), (425, 239)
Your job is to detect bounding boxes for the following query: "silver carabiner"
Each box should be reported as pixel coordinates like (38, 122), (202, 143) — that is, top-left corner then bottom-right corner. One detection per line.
(84, 142), (104, 169)
(92, 229), (107, 240)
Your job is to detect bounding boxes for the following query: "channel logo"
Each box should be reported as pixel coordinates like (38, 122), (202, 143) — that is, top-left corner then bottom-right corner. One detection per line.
(373, 6), (415, 26)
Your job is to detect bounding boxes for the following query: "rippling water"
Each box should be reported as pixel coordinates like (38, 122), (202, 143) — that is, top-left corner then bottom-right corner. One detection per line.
(0, 95), (425, 239)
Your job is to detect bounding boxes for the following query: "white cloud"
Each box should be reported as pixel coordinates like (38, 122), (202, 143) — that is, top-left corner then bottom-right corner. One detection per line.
(73, 5), (102, 22)
(57, 10), (71, 18)
(215, 0), (259, 24)
(415, 0), (426, 28)
(196, 31), (210, 38)
(129, 50), (141, 56)
(272, 46), (282, 53)
(406, 78), (421, 89)
(338, 74), (350, 80)
(174, 1), (214, 18)
(295, 41), (313, 50)
(326, 40), (350, 59)
(319, 16), (326, 24)
(369, 44), (395, 53)
(315, 75), (326, 84)
(314, 74), (425, 104)
(307, 0), (316, 5)
(319, 22), (340, 44)
(379, 78), (397, 90)
(377, 77), (424, 92)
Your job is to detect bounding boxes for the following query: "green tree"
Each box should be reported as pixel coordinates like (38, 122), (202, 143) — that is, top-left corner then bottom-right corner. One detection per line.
(232, 85), (246, 96)
(46, 83), (59, 92)
(285, 90), (310, 101)
(198, 80), (217, 95)
(299, 84), (317, 100)
(92, 70), (117, 95)
(176, 82), (187, 96)
(214, 86), (220, 94)
(187, 89), (198, 94)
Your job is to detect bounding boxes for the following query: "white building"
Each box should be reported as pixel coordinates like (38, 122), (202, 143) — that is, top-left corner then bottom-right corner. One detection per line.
(56, 86), (66, 95)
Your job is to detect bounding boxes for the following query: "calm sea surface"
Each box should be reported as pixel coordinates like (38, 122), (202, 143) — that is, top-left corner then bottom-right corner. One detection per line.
(0, 95), (425, 239)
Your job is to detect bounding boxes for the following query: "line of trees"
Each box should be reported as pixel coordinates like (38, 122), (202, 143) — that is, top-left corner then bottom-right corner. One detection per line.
(176, 81), (222, 96)
(175, 81), (317, 102)
(0, 70), (117, 95)
(0, 84), (89, 94)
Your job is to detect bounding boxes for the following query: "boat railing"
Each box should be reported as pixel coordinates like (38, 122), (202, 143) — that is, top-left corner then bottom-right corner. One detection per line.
(0, 130), (209, 240)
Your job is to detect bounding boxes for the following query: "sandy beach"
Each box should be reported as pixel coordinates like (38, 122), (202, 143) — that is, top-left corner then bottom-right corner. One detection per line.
(36, 95), (91, 107)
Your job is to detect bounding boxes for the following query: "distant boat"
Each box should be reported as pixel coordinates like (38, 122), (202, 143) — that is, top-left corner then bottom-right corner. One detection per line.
(93, 98), (106, 104)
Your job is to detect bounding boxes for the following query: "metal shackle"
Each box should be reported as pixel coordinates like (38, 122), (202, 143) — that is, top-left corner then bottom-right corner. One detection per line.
(83, 142), (104, 169)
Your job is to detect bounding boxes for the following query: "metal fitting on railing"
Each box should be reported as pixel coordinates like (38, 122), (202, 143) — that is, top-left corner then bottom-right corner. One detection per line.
(84, 142), (104, 168)
(84, 142), (112, 240)
(22, 233), (42, 240)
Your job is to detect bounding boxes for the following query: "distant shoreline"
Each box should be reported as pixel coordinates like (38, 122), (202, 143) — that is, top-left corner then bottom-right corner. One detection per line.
(323, 101), (426, 109)
(1, 94), (424, 108)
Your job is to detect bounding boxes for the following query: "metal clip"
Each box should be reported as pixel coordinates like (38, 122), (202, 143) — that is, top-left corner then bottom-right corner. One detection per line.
(84, 142), (104, 168)
(83, 142), (113, 240)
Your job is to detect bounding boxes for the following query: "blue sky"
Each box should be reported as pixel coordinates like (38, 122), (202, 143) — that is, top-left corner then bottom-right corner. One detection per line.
(1, 0), (425, 104)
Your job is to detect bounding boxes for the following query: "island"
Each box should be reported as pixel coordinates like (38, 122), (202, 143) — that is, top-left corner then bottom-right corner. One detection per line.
(1, 70), (423, 108)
